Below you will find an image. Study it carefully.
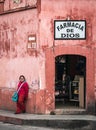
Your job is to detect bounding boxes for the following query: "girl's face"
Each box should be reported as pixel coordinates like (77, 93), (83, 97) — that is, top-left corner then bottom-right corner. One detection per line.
(19, 76), (25, 82)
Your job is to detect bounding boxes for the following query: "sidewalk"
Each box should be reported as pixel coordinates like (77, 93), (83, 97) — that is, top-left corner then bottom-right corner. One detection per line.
(0, 110), (96, 129)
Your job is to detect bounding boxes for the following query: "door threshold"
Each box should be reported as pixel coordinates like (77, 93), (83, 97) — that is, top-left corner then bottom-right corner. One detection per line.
(54, 108), (86, 115)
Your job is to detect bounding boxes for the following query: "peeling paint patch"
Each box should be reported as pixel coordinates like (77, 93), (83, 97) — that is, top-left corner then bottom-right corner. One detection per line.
(0, 27), (17, 58)
(45, 90), (54, 112)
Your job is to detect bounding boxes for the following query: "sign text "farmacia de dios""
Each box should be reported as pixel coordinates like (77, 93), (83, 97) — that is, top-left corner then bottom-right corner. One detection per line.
(54, 20), (86, 40)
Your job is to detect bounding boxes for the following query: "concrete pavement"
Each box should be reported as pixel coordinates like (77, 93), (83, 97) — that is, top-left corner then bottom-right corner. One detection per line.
(0, 110), (96, 129)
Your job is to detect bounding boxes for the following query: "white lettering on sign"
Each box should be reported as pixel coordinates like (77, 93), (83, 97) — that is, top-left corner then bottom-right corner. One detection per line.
(28, 36), (36, 41)
(54, 20), (86, 40)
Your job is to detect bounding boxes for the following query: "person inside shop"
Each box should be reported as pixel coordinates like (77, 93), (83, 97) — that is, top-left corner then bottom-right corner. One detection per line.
(15, 75), (29, 114)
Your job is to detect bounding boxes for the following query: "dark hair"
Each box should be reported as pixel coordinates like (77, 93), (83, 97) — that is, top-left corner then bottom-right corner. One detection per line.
(19, 75), (26, 81)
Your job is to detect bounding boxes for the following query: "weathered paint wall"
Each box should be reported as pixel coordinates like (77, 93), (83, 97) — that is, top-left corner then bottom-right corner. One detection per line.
(39, 0), (96, 114)
(0, 9), (39, 87)
(0, 0), (46, 113)
(0, 0), (96, 114)
(40, 0), (96, 47)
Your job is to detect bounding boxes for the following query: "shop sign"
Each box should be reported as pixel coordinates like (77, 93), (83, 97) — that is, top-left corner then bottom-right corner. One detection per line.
(54, 20), (86, 40)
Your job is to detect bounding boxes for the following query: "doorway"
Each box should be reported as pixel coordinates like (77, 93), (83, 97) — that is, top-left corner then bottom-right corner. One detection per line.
(55, 55), (86, 109)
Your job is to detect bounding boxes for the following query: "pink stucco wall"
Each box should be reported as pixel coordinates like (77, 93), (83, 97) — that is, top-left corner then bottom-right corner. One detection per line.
(0, 0), (46, 113)
(39, 0), (96, 114)
(0, 9), (39, 86)
(0, 0), (96, 114)
(40, 0), (96, 47)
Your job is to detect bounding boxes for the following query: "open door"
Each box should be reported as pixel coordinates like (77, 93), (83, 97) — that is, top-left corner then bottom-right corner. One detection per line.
(55, 54), (86, 109)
